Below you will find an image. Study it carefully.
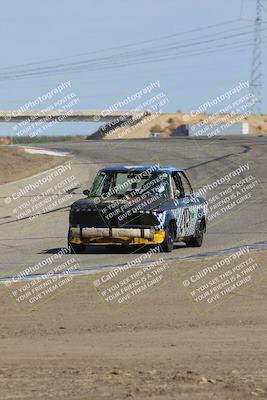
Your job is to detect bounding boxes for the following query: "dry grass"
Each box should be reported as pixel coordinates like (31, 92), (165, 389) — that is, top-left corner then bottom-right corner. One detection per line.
(0, 147), (70, 184)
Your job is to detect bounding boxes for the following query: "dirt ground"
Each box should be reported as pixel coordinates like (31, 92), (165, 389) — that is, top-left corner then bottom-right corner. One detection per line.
(0, 250), (267, 399)
(0, 147), (70, 184)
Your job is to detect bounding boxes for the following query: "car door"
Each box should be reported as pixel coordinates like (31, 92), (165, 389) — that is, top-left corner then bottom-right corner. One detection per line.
(171, 172), (199, 238)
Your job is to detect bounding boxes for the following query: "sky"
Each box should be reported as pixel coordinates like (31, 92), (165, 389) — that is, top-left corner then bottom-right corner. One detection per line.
(0, 0), (266, 136)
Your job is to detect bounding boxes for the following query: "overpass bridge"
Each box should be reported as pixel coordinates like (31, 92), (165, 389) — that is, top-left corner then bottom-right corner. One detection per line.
(0, 110), (151, 123)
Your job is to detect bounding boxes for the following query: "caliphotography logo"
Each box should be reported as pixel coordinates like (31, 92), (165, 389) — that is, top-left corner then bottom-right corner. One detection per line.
(1, 0), (267, 399)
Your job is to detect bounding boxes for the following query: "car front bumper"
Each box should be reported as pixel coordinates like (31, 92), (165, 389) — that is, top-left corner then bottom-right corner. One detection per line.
(69, 226), (165, 245)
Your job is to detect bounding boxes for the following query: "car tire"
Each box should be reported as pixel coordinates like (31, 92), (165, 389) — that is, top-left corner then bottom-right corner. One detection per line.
(186, 221), (204, 247)
(161, 223), (175, 252)
(68, 229), (86, 253)
(69, 243), (86, 254)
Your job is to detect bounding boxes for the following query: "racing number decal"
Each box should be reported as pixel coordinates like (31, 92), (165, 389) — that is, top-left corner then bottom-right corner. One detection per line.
(180, 208), (190, 236)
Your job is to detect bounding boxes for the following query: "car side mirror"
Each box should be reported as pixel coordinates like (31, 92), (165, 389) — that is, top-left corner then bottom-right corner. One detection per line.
(83, 189), (90, 196)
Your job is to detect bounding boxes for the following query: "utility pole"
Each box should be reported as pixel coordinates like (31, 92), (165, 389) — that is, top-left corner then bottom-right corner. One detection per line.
(250, 0), (266, 114)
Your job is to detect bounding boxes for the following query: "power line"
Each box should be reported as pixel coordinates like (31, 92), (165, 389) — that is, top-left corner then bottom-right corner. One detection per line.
(1, 38), (264, 81)
(0, 19), (243, 72)
(0, 22), (263, 78)
(1, 27), (266, 81)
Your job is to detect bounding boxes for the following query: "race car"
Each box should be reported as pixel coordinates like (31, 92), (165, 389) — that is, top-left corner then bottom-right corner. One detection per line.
(68, 165), (208, 253)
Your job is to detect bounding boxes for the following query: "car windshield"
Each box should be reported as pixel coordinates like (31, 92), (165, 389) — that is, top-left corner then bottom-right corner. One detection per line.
(89, 170), (171, 199)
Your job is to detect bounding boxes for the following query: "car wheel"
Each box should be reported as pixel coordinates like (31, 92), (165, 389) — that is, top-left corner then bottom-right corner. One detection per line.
(161, 223), (175, 252)
(69, 243), (86, 254)
(68, 229), (86, 253)
(186, 221), (204, 247)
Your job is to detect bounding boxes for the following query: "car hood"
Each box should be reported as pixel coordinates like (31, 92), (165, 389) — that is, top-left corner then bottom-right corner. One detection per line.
(70, 196), (173, 212)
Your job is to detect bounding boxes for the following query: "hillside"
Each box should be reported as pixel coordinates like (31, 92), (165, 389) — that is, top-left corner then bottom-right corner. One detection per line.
(90, 112), (267, 139)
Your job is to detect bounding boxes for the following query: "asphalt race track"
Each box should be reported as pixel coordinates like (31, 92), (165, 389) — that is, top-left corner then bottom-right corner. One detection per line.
(0, 136), (267, 281)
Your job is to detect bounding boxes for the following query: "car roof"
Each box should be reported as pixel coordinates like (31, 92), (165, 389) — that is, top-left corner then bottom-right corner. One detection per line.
(99, 165), (184, 174)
